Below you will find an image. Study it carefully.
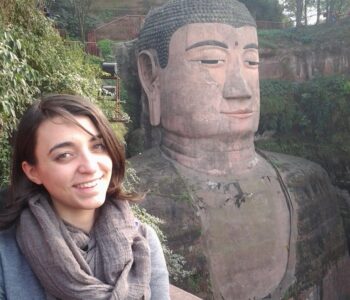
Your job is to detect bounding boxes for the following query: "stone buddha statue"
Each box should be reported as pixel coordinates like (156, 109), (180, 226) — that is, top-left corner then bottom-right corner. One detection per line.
(130, 0), (350, 299)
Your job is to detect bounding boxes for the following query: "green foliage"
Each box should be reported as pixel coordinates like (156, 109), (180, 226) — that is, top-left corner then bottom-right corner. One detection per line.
(97, 39), (114, 61)
(296, 75), (350, 141)
(258, 17), (350, 48)
(258, 75), (350, 183)
(241, 0), (284, 22)
(0, 0), (102, 186)
(0, 29), (40, 134)
(259, 75), (350, 144)
(259, 80), (298, 134)
(281, 0), (350, 25)
(46, 0), (97, 41)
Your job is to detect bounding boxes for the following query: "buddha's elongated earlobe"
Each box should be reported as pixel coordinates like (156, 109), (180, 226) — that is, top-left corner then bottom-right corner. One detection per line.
(137, 50), (161, 126)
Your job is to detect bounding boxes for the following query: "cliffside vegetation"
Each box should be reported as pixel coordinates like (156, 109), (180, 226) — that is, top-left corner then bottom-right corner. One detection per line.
(257, 74), (350, 186)
(255, 16), (350, 188)
(258, 16), (350, 49)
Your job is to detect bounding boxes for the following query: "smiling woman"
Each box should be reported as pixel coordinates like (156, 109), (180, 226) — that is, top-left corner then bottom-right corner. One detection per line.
(0, 94), (170, 300)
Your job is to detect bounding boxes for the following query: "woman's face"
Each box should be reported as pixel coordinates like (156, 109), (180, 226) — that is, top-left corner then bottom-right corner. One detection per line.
(22, 116), (113, 223)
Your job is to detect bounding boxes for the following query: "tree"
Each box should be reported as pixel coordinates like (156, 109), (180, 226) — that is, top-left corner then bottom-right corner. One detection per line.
(241, 0), (284, 23)
(316, 0), (321, 24)
(45, 0), (93, 41)
(68, 0), (93, 42)
(296, 0), (304, 26)
(282, 0), (350, 26)
(324, 0), (350, 22)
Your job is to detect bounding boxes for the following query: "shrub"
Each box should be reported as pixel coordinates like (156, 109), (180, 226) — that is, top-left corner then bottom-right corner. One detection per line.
(0, 0), (102, 187)
(97, 39), (114, 60)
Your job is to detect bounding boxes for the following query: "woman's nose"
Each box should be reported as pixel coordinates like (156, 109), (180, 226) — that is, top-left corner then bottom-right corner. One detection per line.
(78, 151), (98, 173)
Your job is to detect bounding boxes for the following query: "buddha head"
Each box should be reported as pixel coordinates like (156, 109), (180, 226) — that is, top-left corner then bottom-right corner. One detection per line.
(137, 0), (260, 153)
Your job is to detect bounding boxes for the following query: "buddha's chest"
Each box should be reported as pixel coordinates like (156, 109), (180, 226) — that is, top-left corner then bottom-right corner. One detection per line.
(187, 174), (290, 299)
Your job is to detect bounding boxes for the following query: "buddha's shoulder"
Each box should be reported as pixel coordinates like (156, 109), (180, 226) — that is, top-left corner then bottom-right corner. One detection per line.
(255, 152), (342, 210)
(260, 150), (331, 187)
(128, 147), (178, 175)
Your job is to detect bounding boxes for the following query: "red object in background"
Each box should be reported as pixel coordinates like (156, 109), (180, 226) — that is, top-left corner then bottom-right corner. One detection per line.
(86, 31), (99, 56)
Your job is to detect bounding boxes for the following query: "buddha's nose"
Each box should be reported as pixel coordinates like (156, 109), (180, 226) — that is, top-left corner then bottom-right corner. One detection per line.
(223, 62), (252, 100)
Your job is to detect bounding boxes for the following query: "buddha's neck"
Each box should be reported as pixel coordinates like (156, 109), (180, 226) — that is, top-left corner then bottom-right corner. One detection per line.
(161, 130), (258, 176)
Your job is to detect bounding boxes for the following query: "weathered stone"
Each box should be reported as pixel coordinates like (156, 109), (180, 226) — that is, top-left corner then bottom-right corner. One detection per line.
(130, 149), (350, 299)
(259, 44), (350, 81)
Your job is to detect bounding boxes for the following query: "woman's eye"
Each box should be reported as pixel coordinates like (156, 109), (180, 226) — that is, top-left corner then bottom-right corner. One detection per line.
(93, 142), (106, 151)
(55, 153), (73, 161)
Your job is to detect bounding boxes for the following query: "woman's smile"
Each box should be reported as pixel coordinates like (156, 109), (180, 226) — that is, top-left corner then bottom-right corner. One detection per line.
(73, 176), (104, 189)
(22, 115), (113, 223)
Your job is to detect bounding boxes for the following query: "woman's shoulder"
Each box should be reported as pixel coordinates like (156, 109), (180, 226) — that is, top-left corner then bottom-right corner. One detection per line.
(0, 225), (17, 243)
(135, 221), (161, 247)
(0, 225), (20, 255)
(145, 225), (162, 248)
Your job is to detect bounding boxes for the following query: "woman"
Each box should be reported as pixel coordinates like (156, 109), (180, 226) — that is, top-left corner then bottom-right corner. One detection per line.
(0, 94), (170, 299)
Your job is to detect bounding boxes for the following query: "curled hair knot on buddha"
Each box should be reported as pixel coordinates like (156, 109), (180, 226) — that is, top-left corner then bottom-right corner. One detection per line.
(137, 0), (256, 68)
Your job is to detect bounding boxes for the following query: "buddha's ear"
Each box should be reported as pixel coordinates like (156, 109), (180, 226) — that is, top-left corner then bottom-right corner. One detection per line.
(137, 50), (160, 126)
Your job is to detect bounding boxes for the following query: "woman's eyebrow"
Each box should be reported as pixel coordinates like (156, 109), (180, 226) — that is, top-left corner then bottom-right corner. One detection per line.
(48, 142), (74, 154)
(186, 40), (228, 51)
(90, 134), (102, 141)
(48, 134), (103, 154)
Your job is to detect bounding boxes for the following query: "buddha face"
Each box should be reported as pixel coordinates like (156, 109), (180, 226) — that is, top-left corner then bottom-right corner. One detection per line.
(139, 23), (260, 146)
(162, 23), (260, 141)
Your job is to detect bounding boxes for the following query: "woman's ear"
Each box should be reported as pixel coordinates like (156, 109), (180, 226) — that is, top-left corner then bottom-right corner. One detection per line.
(137, 50), (161, 126)
(22, 161), (42, 185)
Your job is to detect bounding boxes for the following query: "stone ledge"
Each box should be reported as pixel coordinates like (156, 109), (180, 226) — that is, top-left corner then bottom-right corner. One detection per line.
(170, 285), (202, 300)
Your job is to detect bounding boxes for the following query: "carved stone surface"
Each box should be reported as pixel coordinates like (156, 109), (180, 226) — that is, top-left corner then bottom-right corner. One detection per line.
(130, 0), (350, 298)
(130, 149), (350, 299)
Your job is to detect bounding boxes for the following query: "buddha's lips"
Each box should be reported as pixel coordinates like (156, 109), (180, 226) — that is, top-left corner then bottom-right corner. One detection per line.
(220, 110), (253, 118)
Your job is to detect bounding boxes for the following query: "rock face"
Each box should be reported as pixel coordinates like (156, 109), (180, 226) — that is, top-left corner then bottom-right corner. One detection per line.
(259, 43), (350, 81)
(130, 148), (350, 299)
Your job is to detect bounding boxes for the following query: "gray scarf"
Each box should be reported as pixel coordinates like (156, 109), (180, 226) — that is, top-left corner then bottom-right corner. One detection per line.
(16, 194), (151, 300)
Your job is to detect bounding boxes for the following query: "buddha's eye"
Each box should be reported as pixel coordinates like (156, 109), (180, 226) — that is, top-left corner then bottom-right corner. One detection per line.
(243, 50), (259, 69)
(200, 59), (225, 65)
(187, 47), (227, 67)
(245, 60), (259, 66)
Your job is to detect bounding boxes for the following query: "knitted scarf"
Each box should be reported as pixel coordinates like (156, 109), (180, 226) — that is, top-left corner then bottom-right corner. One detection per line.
(16, 193), (151, 300)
